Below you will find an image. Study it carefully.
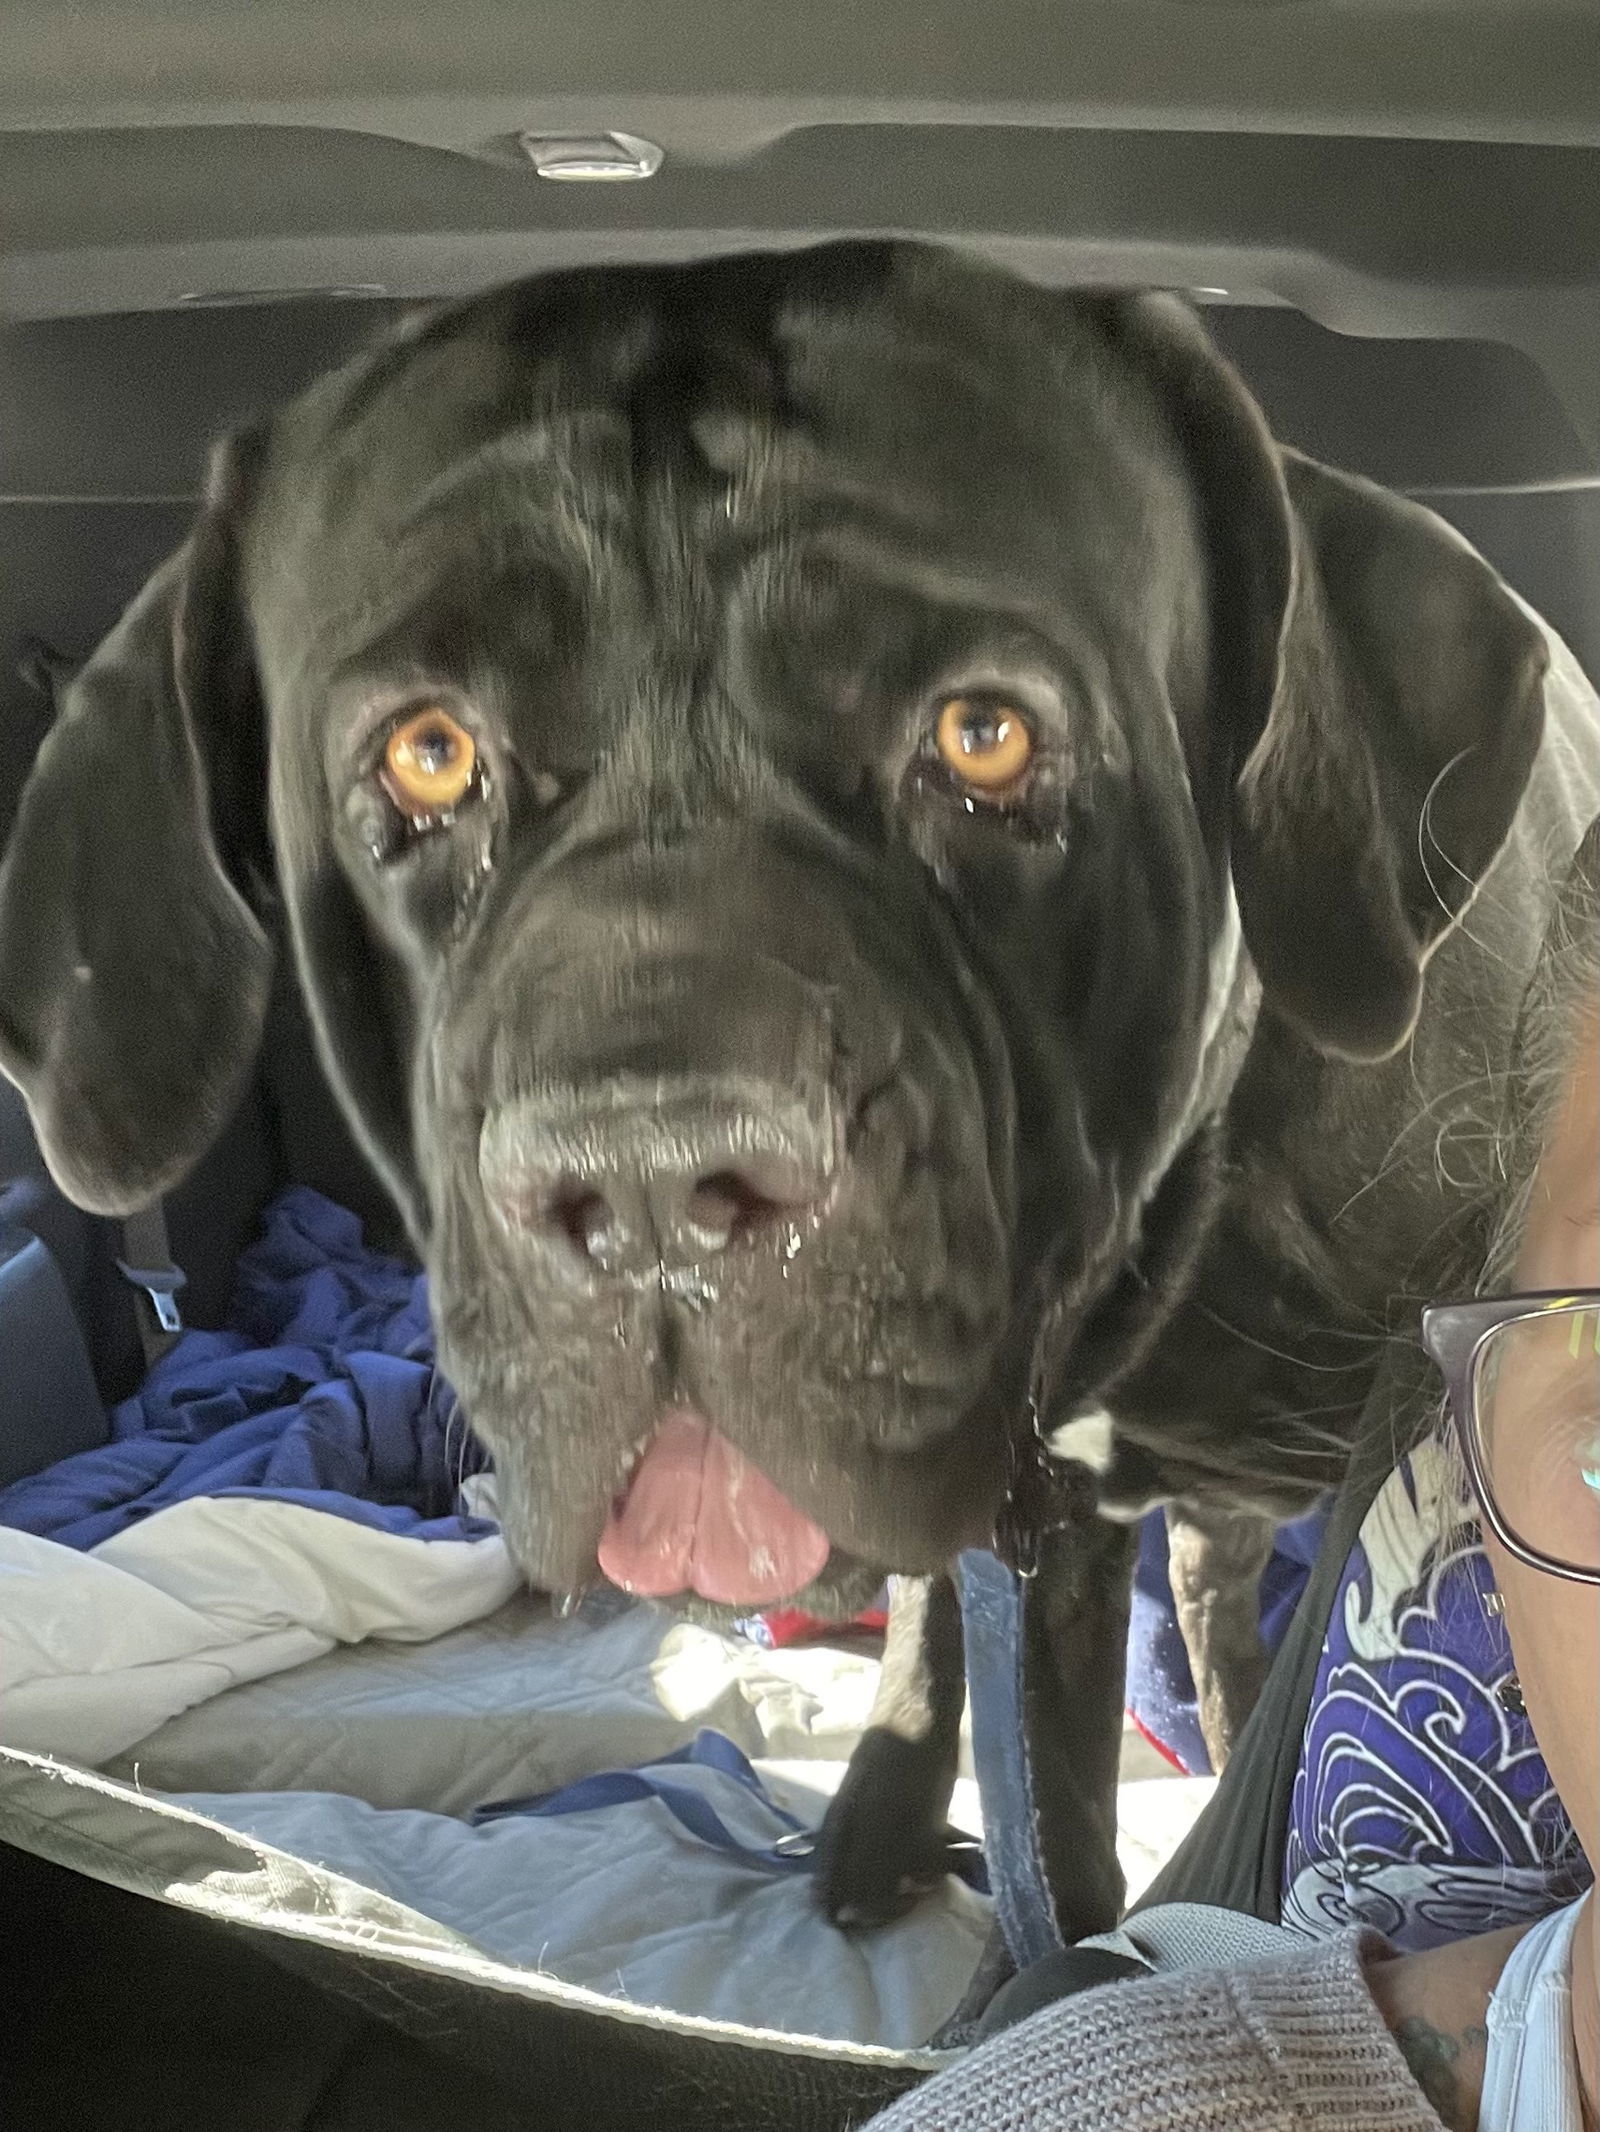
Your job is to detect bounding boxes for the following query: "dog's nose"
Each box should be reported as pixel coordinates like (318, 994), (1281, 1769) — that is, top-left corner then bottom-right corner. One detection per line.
(540, 1156), (815, 1277)
(481, 1079), (837, 1280)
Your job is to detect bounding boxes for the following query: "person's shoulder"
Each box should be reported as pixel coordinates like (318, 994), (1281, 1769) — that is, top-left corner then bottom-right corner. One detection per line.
(864, 1930), (1448, 2132)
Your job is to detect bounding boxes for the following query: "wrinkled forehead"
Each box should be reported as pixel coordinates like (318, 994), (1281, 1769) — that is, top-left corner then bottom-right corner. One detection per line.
(242, 257), (1198, 693)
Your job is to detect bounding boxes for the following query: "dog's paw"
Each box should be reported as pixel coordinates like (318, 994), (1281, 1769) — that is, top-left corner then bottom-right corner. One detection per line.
(814, 1726), (964, 1931)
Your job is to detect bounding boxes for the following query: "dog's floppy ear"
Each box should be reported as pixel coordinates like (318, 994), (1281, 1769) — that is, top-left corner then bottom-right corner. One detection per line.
(1103, 295), (1549, 1063)
(0, 439), (274, 1214)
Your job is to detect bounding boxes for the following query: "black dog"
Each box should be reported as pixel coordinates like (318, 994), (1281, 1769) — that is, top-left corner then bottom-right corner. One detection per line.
(3, 243), (1594, 1939)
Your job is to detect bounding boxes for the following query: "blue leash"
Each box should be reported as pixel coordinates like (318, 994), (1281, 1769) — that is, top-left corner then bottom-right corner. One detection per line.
(473, 1730), (829, 1876)
(959, 1548), (1064, 1966)
(472, 1727), (989, 1891)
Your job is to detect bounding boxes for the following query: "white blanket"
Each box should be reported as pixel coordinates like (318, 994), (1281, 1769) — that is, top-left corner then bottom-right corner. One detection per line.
(1, 1477), (1210, 2046)
(0, 1492), (997, 2044)
(0, 1495), (519, 1764)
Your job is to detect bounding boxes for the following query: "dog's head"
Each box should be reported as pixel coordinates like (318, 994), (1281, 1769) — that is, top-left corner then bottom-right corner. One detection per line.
(0, 244), (1547, 1611)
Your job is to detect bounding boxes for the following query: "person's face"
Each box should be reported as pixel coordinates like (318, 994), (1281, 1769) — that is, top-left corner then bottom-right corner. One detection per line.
(1483, 1003), (1600, 1868)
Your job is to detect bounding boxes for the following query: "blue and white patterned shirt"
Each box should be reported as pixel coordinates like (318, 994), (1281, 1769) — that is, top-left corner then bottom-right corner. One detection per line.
(1283, 1438), (1591, 1950)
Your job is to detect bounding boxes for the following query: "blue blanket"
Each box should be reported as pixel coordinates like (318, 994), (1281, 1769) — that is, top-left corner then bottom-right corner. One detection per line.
(0, 1189), (491, 1550)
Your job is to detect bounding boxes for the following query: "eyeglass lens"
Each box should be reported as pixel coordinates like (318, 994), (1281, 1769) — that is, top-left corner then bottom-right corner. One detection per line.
(1472, 1301), (1600, 1572)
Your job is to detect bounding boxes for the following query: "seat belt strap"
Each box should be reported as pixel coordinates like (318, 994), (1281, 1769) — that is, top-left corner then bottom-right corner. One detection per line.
(116, 1200), (186, 1366)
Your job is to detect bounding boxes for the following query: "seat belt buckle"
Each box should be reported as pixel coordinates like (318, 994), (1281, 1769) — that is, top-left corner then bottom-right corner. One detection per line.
(115, 1260), (187, 1336)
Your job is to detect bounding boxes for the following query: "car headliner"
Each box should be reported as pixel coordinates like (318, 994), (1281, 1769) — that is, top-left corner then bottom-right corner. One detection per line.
(2, 2), (1600, 465)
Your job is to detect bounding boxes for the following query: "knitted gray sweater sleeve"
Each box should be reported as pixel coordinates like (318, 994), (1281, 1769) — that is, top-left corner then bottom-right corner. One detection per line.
(864, 1929), (1446, 2132)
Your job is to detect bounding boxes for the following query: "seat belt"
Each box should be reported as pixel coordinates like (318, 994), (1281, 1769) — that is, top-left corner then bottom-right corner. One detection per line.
(116, 1200), (186, 1367)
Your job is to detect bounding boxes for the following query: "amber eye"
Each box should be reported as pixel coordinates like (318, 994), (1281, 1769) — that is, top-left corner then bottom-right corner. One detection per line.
(933, 695), (1035, 797)
(380, 708), (478, 821)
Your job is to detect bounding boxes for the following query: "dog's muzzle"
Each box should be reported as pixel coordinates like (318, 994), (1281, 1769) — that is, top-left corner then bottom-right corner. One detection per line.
(476, 1068), (846, 1607)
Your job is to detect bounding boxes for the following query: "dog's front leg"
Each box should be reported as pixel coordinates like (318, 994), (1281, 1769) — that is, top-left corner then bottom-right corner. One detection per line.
(815, 1571), (966, 1928)
(1164, 1501), (1278, 1772)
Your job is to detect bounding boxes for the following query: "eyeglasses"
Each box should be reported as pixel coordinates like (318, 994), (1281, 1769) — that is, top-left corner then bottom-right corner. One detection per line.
(1421, 1290), (1600, 1586)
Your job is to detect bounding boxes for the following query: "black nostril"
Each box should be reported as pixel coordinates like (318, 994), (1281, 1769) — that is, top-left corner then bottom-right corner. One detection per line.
(686, 1169), (785, 1249)
(490, 1172), (618, 1268)
(550, 1183), (614, 1265)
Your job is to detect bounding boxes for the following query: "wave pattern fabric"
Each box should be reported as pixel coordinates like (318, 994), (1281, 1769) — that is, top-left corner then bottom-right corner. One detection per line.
(1283, 1439), (1591, 1950)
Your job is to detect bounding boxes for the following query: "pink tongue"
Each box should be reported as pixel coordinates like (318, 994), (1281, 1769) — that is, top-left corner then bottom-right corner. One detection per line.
(597, 1408), (831, 1606)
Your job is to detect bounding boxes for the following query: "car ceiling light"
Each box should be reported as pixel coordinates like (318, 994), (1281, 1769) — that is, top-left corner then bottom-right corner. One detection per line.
(518, 132), (665, 181)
